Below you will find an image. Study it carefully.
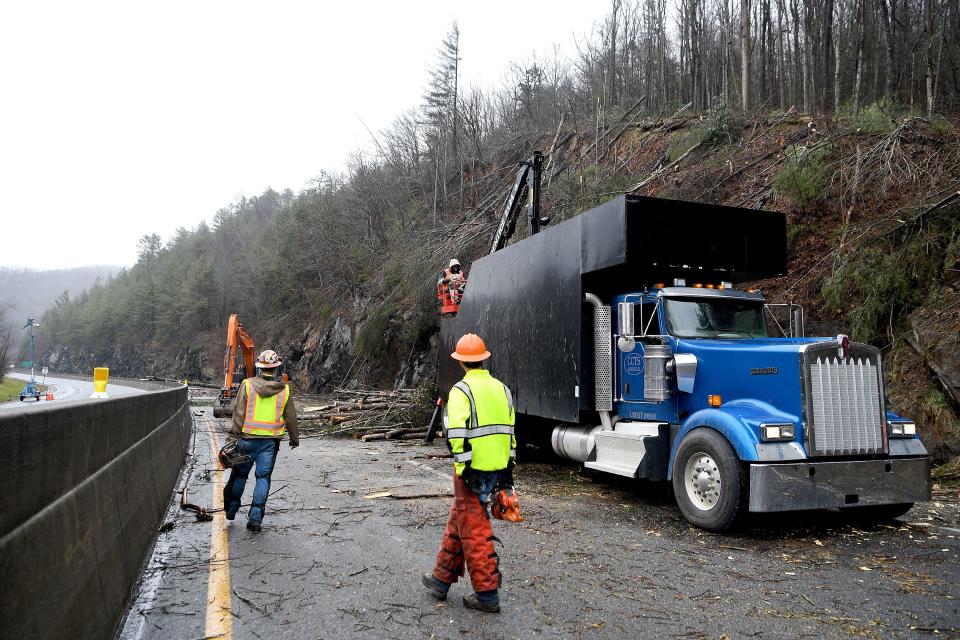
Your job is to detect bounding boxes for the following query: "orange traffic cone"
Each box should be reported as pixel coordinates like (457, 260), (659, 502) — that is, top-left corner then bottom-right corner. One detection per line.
(46, 391), (54, 401)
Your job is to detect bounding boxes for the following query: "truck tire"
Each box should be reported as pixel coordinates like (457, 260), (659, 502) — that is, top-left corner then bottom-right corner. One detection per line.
(672, 428), (745, 531)
(841, 503), (914, 523)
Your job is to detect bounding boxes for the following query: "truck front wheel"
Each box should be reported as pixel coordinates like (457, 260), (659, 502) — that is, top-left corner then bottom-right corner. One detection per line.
(672, 429), (745, 531)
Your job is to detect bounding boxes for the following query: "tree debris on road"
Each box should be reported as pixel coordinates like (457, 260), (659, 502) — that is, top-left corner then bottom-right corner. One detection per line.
(297, 388), (433, 441)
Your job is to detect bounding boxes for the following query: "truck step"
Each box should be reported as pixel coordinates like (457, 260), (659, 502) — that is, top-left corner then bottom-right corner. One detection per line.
(584, 422), (669, 480)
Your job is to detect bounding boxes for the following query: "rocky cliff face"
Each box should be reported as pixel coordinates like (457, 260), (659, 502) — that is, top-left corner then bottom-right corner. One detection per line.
(44, 341), (211, 382)
(285, 317), (352, 393)
(908, 287), (960, 408)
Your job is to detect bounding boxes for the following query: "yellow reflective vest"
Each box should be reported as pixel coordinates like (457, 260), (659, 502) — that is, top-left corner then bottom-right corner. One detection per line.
(241, 378), (290, 437)
(444, 369), (516, 476)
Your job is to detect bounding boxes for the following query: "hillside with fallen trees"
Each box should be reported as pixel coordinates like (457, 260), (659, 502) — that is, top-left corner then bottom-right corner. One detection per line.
(33, 3), (960, 465)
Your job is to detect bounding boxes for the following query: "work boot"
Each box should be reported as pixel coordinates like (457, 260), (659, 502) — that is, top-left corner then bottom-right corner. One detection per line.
(422, 573), (450, 600)
(463, 591), (500, 613)
(246, 521), (262, 532)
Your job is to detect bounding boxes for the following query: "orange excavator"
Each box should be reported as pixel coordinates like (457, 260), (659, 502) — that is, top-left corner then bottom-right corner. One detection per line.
(213, 313), (256, 418)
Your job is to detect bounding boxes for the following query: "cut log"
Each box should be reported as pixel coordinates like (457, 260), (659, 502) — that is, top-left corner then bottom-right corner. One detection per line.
(397, 431), (430, 440)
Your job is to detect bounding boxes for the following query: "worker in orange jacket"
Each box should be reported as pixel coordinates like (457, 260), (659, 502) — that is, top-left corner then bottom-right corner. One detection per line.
(437, 258), (467, 308)
(422, 333), (516, 612)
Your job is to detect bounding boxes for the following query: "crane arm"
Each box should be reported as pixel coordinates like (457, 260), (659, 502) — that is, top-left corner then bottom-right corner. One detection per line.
(489, 151), (544, 254)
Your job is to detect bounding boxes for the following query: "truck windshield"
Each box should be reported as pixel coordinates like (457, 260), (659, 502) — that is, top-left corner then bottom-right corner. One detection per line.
(664, 297), (768, 338)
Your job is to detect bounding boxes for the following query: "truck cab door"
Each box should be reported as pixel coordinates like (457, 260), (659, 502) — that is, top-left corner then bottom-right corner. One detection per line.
(618, 301), (660, 402)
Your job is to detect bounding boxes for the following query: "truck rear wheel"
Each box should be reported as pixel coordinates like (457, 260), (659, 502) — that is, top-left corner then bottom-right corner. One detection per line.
(672, 429), (745, 531)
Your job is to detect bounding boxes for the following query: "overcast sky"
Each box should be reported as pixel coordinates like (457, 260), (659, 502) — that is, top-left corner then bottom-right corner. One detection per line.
(0, 1), (609, 270)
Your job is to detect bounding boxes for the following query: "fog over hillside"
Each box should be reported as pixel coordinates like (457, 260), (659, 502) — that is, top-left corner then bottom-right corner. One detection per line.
(0, 265), (119, 334)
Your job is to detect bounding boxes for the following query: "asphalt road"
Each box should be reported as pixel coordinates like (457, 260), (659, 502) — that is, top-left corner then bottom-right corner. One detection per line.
(1, 372), (143, 408)
(120, 404), (960, 640)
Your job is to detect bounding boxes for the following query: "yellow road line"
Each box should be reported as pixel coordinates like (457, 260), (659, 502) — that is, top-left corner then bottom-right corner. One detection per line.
(204, 418), (232, 639)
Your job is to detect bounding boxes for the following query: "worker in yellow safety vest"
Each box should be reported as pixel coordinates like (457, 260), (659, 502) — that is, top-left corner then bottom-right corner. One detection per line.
(224, 349), (299, 532)
(423, 333), (516, 612)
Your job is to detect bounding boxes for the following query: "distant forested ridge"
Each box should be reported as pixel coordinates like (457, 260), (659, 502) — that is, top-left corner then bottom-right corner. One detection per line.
(0, 265), (118, 332)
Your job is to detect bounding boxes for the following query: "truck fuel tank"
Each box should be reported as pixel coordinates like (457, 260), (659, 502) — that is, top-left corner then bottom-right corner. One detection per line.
(551, 424), (606, 463)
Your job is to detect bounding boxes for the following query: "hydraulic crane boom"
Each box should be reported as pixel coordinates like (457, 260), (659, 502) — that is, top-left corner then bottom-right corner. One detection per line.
(489, 151), (545, 254)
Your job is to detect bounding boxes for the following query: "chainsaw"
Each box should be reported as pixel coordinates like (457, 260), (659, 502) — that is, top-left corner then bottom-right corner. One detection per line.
(491, 487), (523, 522)
(218, 441), (252, 468)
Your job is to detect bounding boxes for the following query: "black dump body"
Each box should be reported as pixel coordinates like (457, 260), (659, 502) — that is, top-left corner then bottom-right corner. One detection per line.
(440, 194), (787, 423)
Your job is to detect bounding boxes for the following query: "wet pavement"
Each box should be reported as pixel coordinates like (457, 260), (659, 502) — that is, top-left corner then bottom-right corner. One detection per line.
(120, 405), (960, 639)
(1, 372), (143, 409)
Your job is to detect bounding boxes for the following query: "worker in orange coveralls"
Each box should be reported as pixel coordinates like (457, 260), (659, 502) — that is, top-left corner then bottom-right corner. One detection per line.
(422, 333), (516, 612)
(437, 258), (467, 308)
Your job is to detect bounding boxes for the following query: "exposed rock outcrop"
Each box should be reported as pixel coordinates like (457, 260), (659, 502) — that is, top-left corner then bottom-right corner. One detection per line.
(286, 317), (353, 393)
(907, 286), (960, 407)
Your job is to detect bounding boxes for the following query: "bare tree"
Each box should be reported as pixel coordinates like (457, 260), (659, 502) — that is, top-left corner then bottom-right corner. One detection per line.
(741, 0), (751, 110)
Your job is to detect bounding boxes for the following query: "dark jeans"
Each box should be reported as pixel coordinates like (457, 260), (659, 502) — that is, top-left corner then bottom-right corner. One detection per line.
(223, 438), (280, 524)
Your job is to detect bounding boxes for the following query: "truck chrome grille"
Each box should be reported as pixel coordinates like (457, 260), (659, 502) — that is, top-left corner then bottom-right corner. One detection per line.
(804, 344), (886, 456)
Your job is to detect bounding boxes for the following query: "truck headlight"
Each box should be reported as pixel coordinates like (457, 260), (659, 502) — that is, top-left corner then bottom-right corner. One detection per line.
(760, 423), (796, 441)
(889, 422), (916, 437)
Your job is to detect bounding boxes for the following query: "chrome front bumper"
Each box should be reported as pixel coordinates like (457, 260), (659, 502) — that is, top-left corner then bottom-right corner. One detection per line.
(748, 457), (931, 512)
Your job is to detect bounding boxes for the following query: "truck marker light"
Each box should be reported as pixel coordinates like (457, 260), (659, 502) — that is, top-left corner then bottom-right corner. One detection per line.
(694, 283), (704, 288)
(708, 394), (722, 407)
(706, 283), (715, 289)
(655, 282), (665, 289)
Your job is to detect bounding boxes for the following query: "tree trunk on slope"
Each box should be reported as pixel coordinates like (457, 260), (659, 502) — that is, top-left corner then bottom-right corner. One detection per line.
(741, 0), (751, 110)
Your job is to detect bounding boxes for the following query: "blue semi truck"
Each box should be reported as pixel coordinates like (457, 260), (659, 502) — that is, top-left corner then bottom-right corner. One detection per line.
(440, 193), (931, 531)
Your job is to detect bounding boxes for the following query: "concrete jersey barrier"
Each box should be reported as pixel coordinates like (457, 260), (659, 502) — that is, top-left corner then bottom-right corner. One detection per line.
(0, 380), (192, 640)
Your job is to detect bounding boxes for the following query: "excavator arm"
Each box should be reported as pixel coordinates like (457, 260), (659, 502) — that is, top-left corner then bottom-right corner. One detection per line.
(214, 313), (256, 418)
(237, 323), (255, 386)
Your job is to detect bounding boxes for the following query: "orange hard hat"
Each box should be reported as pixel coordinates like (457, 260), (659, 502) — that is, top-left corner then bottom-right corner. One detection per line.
(451, 333), (491, 362)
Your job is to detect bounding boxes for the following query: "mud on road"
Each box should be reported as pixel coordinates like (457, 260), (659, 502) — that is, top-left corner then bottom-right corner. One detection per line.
(122, 407), (960, 640)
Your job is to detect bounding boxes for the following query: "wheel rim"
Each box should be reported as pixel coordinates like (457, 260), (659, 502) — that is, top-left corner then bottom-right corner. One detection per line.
(684, 452), (722, 511)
